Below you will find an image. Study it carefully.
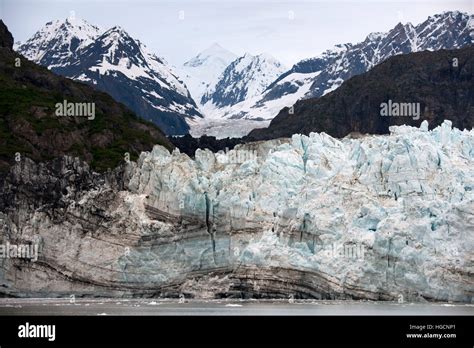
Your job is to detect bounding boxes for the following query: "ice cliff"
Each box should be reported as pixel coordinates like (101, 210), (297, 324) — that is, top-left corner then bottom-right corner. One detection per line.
(0, 121), (472, 301)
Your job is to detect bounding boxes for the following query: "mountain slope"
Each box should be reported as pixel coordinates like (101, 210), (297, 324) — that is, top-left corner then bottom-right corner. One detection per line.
(0, 20), (172, 172)
(201, 53), (286, 108)
(16, 18), (201, 135)
(236, 11), (473, 123)
(180, 43), (237, 104)
(247, 46), (473, 141)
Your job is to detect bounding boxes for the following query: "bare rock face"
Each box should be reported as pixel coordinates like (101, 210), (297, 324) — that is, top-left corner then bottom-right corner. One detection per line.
(0, 20), (13, 50)
(0, 122), (473, 302)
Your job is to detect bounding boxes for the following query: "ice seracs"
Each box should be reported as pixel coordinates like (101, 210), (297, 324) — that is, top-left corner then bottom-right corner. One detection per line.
(126, 120), (473, 301)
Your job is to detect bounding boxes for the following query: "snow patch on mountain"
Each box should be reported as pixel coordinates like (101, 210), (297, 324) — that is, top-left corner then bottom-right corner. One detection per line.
(84, 26), (189, 97)
(201, 52), (287, 108)
(224, 71), (322, 121)
(180, 43), (237, 103)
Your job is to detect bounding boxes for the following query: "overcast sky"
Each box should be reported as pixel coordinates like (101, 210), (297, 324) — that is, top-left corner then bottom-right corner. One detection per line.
(1, 0), (472, 67)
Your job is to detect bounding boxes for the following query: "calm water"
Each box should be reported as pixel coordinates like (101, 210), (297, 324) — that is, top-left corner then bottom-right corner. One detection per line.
(0, 299), (472, 316)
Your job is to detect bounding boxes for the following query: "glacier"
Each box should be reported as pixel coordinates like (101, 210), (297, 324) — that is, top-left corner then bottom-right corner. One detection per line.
(0, 121), (472, 301)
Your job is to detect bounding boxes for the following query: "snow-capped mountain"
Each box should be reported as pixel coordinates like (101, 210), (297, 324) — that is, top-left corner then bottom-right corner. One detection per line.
(180, 43), (237, 104)
(201, 53), (287, 108)
(16, 17), (100, 69)
(16, 18), (201, 135)
(225, 11), (473, 123)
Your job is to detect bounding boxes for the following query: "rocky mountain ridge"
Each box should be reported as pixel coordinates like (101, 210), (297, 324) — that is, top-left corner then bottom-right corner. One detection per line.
(17, 18), (201, 135)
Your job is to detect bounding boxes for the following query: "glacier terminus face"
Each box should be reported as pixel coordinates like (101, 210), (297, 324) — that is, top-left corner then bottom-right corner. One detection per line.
(0, 121), (472, 302)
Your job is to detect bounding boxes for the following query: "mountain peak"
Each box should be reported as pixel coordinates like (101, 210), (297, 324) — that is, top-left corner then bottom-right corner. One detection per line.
(180, 44), (238, 102)
(237, 52), (255, 63)
(365, 32), (385, 41)
(439, 10), (465, 18)
(201, 50), (286, 107)
(0, 21), (173, 173)
(106, 25), (126, 34)
(60, 17), (100, 31)
(185, 43), (236, 66)
(16, 17), (101, 65)
(0, 20), (14, 49)
(247, 46), (473, 141)
(393, 22), (405, 30)
(64, 16), (77, 25)
(256, 52), (279, 62)
(206, 42), (226, 52)
(102, 25), (131, 39)
(428, 10), (469, 22)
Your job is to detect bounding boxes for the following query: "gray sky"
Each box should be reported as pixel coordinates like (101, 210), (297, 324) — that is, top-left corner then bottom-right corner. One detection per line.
(1, 0), (472, 67)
